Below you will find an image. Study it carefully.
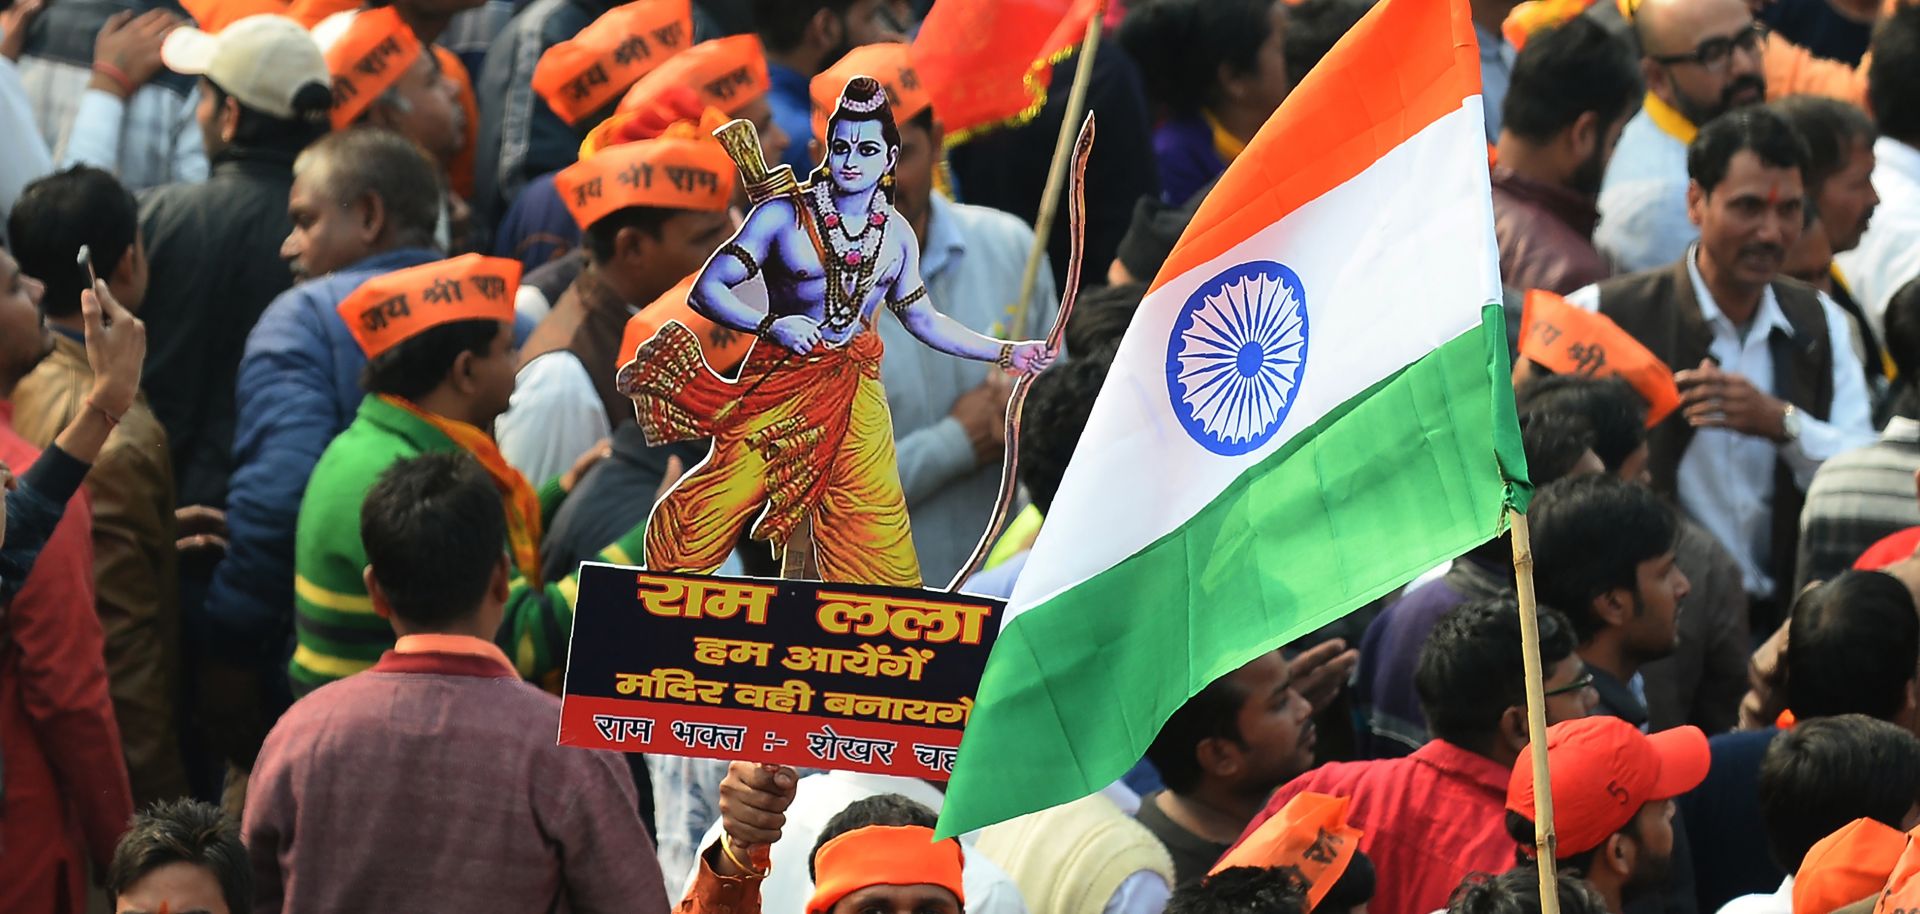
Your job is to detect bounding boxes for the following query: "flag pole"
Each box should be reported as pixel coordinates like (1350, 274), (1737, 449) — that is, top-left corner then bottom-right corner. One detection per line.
(1008, 2), (1104, 336)
(1509, 507), (1562, 914)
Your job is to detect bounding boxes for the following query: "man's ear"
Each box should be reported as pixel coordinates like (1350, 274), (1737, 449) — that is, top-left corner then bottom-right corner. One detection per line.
(490, 553), (511, 603)
(808, 6), (843, 53)
(221, 96), (244, 143)
(355, 191), (389, 243)
(363, 566), (394, 620)
(1195, 736), (1243, 781)
(1593, 588), (1633, 628)
(1569, 110), (1602, 159)
(615, 224), (653, 265)
(1688, 179), (1708, 229)
(1498, 705), (1530, 754)
(1602, 830), (1638, 879)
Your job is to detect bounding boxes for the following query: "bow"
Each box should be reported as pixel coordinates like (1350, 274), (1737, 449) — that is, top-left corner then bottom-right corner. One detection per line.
(946, 112), (1097, 592)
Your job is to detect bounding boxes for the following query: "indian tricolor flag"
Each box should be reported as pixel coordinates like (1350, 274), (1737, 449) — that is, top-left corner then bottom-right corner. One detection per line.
(938, 0), (1529, 837)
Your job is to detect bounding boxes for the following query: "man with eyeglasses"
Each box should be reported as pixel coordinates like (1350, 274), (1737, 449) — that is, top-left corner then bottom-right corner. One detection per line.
(1597, 0), (1769, 274)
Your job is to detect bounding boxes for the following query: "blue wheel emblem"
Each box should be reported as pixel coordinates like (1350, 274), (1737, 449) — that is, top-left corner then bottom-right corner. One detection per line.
(1165, 261), (1309, 456)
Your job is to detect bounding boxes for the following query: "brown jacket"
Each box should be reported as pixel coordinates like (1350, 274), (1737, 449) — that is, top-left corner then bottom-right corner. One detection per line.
(1491, 166), (1610, 296)
(1594, 259), (1835, 601)
(12, 331), (189, 808)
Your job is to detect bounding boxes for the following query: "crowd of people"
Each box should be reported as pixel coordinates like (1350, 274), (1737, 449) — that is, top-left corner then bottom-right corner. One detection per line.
(5, 0), (1920, 912)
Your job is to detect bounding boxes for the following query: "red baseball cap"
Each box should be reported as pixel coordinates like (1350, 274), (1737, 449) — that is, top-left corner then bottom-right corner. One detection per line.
(1507, 717), (1710, 857)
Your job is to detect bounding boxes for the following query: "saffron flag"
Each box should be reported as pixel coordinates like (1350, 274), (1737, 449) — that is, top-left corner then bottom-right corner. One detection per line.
(909, 0), (1102, 142)
(937, 0), (1527, 837)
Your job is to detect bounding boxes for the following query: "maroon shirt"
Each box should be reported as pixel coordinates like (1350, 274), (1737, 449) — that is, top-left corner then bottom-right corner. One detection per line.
(1492, 166), (1611, 295)
(245, 645), (669, 913)
(0, 404), (132, 914)
(1235, 740), (1516, 914)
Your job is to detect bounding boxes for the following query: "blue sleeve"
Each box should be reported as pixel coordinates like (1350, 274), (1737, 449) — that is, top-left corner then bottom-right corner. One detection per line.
(201, 293), (345, 664)
(0, 450), (85, 601)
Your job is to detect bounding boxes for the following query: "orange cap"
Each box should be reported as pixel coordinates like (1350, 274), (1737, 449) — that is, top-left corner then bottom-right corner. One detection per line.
(313, 8), (423, 130)
(1797, 819), (1906, 914)
(617, 34), (770, 118)
(1508, 718), (1710, 857)
(553, 124), (735, 229)
(338, 254), (521, 359)
(1211, 793), (1363, 910)
(579, 85), (709, 159)
(1520, 289), (1683, 427)
(810, 42), (931, 146)
(531, 0), (693, 126)
(805, 826), (966, 914)
(180, 0), (290, 32)
(618, 274), (753, 376)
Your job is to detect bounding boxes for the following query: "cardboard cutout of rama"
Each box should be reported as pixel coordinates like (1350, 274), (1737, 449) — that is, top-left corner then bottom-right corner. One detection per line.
(617, 75), (1055, 587)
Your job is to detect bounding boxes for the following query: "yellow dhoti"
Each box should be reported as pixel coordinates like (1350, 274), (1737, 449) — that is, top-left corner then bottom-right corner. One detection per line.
(625, 322), (921, 586)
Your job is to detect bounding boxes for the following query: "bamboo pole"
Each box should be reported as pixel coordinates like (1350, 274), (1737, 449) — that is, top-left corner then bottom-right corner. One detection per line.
(1008, 4), (1105, 337)
(1509, 508), (1562, 914)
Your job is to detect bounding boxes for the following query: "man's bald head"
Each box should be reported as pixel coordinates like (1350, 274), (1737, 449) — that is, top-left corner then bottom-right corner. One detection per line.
(1632, 0), (1766, 125)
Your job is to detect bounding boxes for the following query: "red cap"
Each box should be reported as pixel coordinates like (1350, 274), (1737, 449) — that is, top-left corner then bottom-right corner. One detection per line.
(1507, 717), (1710, 856)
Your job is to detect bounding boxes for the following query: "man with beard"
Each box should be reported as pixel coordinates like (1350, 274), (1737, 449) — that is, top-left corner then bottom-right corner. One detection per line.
(1493, 17), (1643, 295)
(1567, 108), (1873, 631)
(1138, 648), (1318, 888)
(1506, 717), (1710, 914)
(1596, 0), (1767, 273)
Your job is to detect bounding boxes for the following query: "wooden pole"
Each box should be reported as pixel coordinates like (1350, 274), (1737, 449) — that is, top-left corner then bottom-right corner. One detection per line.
(1509, 508), (1562, 914)
(1008, 4), (1105, 337)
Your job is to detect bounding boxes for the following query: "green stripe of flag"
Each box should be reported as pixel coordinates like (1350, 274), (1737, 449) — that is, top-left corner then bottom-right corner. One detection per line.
(940, 304), (1528, 837)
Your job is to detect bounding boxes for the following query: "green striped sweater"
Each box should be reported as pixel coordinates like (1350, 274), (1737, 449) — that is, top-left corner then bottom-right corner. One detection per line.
(290, 395), (641, 695)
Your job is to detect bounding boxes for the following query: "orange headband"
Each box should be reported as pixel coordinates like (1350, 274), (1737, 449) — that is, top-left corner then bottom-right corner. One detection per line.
(532, 0), (693, 126)
(810, 43), (931, 147)
(554, 124), (735, 229)
(337, 254), (521, 359)
(1520, 289), (1682, 427)
(318, 8), (423, 130)
(1212, 793), (1362, 911)
(806, 826), (966, 914)
(619, 34), (770, 119)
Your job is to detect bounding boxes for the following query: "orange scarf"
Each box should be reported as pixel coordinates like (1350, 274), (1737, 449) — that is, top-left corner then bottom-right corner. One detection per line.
(380, 395), (544, 587)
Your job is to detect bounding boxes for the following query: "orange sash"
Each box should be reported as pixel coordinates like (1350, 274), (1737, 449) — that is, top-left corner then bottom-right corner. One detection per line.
(379, 394), (544, 587)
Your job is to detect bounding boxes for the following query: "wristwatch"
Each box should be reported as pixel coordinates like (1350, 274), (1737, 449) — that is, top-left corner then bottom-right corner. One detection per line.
(1780, 403), (1803, 444)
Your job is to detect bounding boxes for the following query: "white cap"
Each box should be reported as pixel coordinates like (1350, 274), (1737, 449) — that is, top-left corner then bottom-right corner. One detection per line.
(162, 14), (329, 120)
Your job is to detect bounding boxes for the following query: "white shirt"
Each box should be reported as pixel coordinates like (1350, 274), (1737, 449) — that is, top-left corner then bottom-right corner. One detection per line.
(496, 351), (611, 485)
(17, 57), (205, 193)
(0, 52), (52, 220)
(683, 771), (1030, 914)
(1596, 107), (1695, 274)
(1716, 875), (1792, 914)
(1836, 137), (1920, 334)
(1567, 251), (1875, 597)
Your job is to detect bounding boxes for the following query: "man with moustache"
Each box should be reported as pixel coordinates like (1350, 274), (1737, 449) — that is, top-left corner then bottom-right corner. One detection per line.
(1597, 0), (1769, 274)
(1567, 108), (1874, 631)
(1492, 17), (1643, 295)
(1771, 96), (1882, 393)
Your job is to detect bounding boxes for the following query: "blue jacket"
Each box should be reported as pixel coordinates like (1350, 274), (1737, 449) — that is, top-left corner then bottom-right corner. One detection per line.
(201, 249), (534, 665)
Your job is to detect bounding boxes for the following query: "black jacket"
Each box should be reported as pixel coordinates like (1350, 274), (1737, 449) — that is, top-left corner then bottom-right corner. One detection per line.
(137, 150), (299, 509)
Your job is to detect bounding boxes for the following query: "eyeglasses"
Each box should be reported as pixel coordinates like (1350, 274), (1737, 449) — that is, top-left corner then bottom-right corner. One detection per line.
(1543, 670), (1596, 698)
(1650, 22), (1769, 71)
